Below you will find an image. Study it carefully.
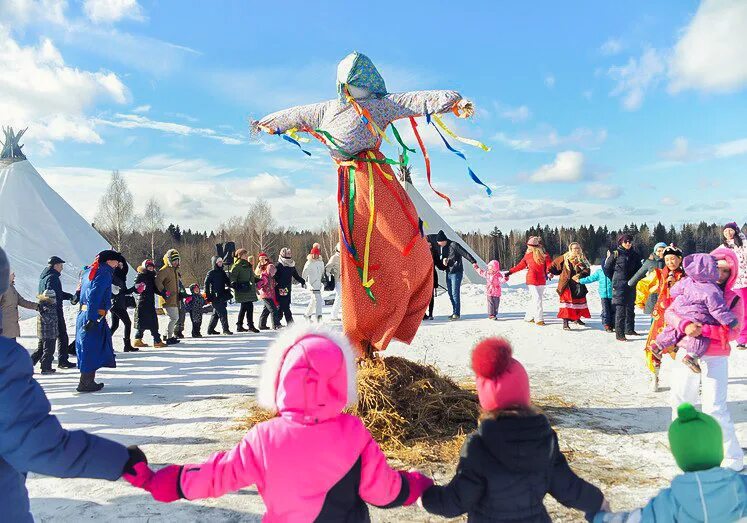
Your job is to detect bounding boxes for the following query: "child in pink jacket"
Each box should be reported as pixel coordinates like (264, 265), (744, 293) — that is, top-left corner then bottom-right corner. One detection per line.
(123, 324), (433, 521)
(653, 253), (738, 374)
(474, 260), (506, 320)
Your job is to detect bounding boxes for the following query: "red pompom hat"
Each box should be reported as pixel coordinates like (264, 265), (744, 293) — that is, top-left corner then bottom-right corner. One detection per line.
(471, 338), (530, 411)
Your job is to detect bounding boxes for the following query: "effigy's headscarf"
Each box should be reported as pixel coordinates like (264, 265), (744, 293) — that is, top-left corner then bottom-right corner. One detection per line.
(337, 51), (387, 102)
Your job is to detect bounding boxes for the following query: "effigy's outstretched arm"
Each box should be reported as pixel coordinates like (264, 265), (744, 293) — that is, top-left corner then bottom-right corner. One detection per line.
(254, 101), (328, 134)
(382, 90), (472, 121)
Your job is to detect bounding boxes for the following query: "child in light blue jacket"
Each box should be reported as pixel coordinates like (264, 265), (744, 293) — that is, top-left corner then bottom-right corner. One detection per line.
(594, 403), (747, 522)
(578, 252), (615, 332)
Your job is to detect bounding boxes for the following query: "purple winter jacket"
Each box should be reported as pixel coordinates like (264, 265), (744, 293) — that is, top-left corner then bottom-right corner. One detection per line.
(669, 254), (738, 328)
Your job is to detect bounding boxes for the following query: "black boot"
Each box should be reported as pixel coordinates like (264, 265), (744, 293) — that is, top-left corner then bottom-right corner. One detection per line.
(248, 323), (259, 333)
(207, 315), (219, 335)
(123, 338), (139, 352)
(221, 316), (233, 335)
(58, 361), (76, 369)
(563, 319), (571, 331)
(77, 372), (104, 393)
(236, 324), (248, 332)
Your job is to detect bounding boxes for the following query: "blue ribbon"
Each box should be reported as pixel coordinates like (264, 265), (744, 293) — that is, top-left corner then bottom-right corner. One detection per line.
(426, 114), (492, 197)
(279, 131), (311, 156)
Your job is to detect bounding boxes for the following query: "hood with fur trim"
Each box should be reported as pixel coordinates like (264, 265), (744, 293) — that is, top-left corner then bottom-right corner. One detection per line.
(257, 324), (357, 424)
(711, 246), (739, 293)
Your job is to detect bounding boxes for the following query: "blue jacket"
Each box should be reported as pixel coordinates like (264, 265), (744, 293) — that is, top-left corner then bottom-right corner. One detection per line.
(594, 467), (747, 523)
(579, 268), (613, 300)
(38, 266), (73, 313)
(75, 264), (116, 373)
(0, 336), (128, 522)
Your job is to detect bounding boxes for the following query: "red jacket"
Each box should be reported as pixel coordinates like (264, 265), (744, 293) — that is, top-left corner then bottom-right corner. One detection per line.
(508, 252), (552, 286)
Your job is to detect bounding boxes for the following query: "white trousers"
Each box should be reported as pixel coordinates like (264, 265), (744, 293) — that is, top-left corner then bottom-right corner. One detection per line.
(524, 285), (545, 323)
(306, 290), (323, 319)
(165, 307), (179, 338)
(670, 351), (744, 469)
(330, 282), (342, 320)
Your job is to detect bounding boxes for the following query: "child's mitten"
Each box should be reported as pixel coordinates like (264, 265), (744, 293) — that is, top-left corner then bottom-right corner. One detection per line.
(401, 470), (434, 506)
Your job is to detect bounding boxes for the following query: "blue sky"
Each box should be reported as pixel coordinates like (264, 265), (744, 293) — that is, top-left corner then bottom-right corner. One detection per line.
(2, 0), (746, 232)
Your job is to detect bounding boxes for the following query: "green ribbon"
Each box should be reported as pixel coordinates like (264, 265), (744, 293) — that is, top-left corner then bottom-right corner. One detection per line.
(390, 123), (416, 167)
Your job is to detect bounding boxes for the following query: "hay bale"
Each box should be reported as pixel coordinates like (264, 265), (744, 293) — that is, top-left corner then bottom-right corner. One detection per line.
(238, 356), (480, 465)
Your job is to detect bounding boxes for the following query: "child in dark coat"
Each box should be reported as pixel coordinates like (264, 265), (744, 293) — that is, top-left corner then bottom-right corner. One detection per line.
(421, 338), (608, 522)
(36, 290), (59, 375)
(184, 284), (210, 338)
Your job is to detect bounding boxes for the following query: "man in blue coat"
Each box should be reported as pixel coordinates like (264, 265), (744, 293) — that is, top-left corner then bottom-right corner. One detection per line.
(0, 247), (137, 522)
(75, 250), (120, 393)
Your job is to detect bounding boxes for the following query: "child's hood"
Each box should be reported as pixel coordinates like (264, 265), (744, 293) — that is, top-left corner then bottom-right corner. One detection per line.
(711, 246), (739, 293)
(669, 468), (747, 521)
(256, 324), (357, 424)
(478, 413), (555, 472)
(487, 260), (501, 273)
(682, 254), (719, 284)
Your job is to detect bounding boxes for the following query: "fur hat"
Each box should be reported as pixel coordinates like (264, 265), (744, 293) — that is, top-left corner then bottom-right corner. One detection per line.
(618, 233), (634, 245)
(662, 245), (683, 259)
(724, 222), (740, 234)
(166, 248), (180, 265)
(142, 259), (155, 269)
(526, 236), (541, 247)
(0, 247), (9, 296)
(235, 248), (248, 259)
(471, 338), (530, 411)
(669, 403), (723, 472)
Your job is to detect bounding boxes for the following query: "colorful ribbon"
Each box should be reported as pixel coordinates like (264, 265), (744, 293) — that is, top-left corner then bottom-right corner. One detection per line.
(427, 114), (492, 196)
(431, 114), (490, 152)
(390, 123), (416, 167)
(343, 84), (392, 145)
(409, 116), (452, 207)
(278, 129), (311, 156)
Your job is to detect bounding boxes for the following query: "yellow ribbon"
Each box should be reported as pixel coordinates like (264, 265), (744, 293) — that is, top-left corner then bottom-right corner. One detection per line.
(431, 114), (491, 152)
(362, 160), (376, 289)
(367, 151), (393, 180)
(286, 128), (309, 143)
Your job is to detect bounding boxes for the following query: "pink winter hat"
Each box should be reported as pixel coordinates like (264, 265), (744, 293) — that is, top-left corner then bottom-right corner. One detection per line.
(526, 236), (541, 247)
(471, 338), (530, 411)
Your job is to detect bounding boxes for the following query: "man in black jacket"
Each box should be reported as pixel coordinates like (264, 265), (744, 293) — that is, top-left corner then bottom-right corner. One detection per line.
(204, 257), (233, 336)
(425, 232), (448, 320)
(32, 256), (75, 369)
(439, 231), (477, 320)
(604, 234), (643, 341)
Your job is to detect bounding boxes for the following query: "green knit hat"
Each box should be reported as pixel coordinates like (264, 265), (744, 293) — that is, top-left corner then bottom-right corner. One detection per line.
(668, 403), (723, 472)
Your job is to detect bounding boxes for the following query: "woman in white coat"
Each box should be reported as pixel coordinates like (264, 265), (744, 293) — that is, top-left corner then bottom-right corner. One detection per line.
(303, 246), (326, 322)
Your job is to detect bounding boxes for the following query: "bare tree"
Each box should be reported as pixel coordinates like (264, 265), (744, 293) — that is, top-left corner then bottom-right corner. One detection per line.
(319, 213), (338, 259)
(246, 198), (277, 253)
(94, 170), (135, 251)
(141, 197), (165, 260)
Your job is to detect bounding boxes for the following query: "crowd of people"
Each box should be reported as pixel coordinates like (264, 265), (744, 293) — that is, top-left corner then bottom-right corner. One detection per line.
(3, 221), (747, 521)
(0, 243), (343, 393)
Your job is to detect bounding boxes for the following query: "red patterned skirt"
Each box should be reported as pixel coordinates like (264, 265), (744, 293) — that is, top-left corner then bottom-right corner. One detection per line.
(557, 287), (591, 321)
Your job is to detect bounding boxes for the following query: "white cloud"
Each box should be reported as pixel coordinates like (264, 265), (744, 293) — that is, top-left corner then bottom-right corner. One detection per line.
(232, 172), (296, 198)
(713, 138), (747, 158)
(498, 104), (531, 123)
(494, 126), (607, 152)
(584, 182), (622, 200)
(0, 27), (128, 152)
(608, 48), (666, 110)
(132, 104), (150, 114)
(660, 196), (680, 206)
(83, 0), (144, 24)
(544, 74), (556, 88)
(669, 0), (747, 93)
(660, 136), (692, 162)
(96, 114), (243, 145)
(600, 38), (624, 55)
(0, 0), (68, 27)
(529, 151), (585, 183)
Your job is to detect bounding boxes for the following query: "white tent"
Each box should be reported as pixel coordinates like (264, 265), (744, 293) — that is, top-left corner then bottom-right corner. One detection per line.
(404, 180), (486, 286)
(0, 127), (110, 300)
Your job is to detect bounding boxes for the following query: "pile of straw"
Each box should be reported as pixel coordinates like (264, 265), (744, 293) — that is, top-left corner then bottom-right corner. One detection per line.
(239, 356), (480, 464)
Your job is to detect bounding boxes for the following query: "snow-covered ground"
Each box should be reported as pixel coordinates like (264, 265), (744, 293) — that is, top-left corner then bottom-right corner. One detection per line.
(19, 270), (747, 521)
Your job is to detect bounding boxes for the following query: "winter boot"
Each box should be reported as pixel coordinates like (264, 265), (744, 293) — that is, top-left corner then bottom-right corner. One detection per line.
(535, 321), (545, 326)
(123, 338), (139, 353)
(77, 372), (104, 393)
(682, 355), (702, 374)
(58, 361), (76, 369)
(248, 323), (260, 333)
(192, 324), (203, 338)
(166, 337), (179, 345)
(563, 319), (571, 331)
(236, 324), (248, 332)
(153, 339), (167, 348)
(41, 368), (57, 375)
(133, 338), (149, 348)
(575, 319), (586, 326)
(626, 330), (640, 336)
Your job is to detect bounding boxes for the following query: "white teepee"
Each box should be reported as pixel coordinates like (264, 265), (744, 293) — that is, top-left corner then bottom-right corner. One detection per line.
(402, 177), (486, 285)
(0, 127), (111, 299)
